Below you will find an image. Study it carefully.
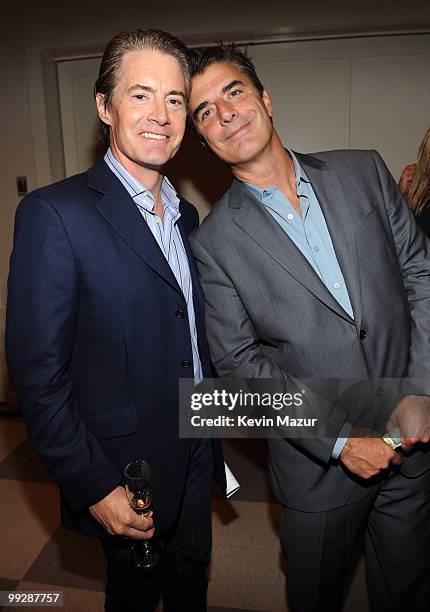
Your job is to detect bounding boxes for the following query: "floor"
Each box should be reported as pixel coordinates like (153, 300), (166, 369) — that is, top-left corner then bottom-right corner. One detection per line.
(0, 411), (369, 611)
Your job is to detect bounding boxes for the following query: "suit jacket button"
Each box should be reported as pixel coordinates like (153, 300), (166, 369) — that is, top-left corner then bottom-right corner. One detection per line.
(175, 309), (186, 318)
(376, 387), (384, 398)
(181, 360), (192, 368)
(359, 329), (367, 340)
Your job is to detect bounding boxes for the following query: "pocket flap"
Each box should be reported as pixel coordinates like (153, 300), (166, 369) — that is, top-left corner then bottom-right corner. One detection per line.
(83, 403), (137, 440)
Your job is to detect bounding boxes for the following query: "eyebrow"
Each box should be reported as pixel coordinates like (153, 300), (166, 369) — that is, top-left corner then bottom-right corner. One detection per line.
(168, 90), (186, 99)
(193, 79), (245, 121)
(127, 84), (154, 94)
(193, 100), (209, 121)
(127, 84), (185, 99)
(222, 79), (244, 93)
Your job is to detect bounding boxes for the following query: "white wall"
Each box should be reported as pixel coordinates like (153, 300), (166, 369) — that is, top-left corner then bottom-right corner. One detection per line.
(252, 35), (430, 179)
(1, 0), (430, 399)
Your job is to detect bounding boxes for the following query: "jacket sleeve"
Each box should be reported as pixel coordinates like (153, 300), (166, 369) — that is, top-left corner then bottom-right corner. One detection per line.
(371, 149), (430, 394)
(6, 192), (122, 512)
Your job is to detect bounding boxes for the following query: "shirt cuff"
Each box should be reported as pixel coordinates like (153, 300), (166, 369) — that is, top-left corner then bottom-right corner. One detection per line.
(331, 422), (352, 459)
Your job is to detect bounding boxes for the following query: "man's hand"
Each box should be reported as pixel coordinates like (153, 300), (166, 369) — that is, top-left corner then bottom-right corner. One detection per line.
(339, 429), (401, 479)
(387, 394), (430, 451)
(398, 163), (416, 195)
(89, 486), (155, 539)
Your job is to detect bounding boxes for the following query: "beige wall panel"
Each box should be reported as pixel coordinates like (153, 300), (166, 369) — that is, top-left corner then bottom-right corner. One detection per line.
(351, 33), (430, 57)
(260, 58), (351, 152)
(57, 59), (104, 176)
(350, 53), (430, 180)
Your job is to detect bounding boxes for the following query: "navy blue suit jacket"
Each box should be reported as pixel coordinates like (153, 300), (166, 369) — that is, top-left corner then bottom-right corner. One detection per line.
(6, 158), (225, 537)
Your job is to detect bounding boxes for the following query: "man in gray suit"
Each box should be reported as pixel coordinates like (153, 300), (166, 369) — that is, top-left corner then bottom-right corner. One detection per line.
(186, 46), (430, 612)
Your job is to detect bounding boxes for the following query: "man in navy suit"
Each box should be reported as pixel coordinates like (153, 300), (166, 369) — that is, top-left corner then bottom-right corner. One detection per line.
(6, 29), (224, 612)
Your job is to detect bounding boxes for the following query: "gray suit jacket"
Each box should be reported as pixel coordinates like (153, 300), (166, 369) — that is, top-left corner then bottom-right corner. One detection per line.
(190, 149), (430, 511)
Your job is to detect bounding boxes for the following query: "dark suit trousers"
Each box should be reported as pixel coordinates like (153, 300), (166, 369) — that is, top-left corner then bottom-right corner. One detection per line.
(281, 468), (430, 612)
(101, 439), (213, 612)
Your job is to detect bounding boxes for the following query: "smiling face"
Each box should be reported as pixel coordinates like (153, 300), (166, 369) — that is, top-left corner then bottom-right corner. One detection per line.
(96, 48), (187, 180)
(189, 61), (275, 168)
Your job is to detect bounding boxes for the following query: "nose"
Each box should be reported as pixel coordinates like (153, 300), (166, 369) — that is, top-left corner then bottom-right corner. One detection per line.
(148, 99), (170, 125)
(217, 100), (237, 124)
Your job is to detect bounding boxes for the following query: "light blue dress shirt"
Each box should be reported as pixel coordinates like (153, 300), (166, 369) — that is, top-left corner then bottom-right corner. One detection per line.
(244, 150), (353, 457)
(104, 149), (203, 384)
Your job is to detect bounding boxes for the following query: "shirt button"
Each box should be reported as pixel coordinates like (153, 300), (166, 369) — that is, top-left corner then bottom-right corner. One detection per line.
(333, 282), (340, 289)
(313, 246), (320, 252)
(175, 309), (185, 318)
(181, 360), (192, 368)
(287, 213), (294, 220)
(263, 189), (270, 196)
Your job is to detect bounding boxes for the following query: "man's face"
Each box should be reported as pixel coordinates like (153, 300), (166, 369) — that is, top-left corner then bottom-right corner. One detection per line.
(189, 61), (274, 167)
(96, 49), (187, 176)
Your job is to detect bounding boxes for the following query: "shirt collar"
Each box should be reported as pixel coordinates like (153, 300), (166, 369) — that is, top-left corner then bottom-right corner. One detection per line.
(290, 148), (310, 186)
(244, 147), (309, 202)
(104, 148), (180, 213)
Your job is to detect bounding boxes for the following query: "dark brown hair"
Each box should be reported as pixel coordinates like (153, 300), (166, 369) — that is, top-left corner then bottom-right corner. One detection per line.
(189, 45), (264, 95)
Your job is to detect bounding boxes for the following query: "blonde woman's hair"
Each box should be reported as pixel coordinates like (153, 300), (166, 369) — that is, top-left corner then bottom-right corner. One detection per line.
(405, 127), (430, 216)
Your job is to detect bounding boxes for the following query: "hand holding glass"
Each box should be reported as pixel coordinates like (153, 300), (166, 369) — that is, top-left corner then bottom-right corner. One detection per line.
(124, 460), (162, 571)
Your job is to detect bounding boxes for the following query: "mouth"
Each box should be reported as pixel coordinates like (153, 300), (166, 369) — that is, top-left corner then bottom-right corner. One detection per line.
(140, 132), (169, 140)
(225, 121), (251, 141)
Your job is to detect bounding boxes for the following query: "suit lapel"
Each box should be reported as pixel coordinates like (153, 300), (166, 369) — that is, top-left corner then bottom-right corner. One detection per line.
(88, 159), (182, 296)
(297, 153), (362, 327)
(230, 173), (356, 326)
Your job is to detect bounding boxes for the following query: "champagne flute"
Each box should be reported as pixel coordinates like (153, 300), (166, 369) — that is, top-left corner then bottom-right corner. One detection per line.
(123, 460), (162, 571)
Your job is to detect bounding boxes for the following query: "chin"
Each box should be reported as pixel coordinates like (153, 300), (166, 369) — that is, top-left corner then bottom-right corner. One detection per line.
(144, 145), (180, 165)
(139, 151), (173, 166)
(226, 143), (263, 165)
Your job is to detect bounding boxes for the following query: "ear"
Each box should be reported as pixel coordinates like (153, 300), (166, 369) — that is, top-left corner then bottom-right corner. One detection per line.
(262, 90), (273, 118)
(96, 93), (112, 126)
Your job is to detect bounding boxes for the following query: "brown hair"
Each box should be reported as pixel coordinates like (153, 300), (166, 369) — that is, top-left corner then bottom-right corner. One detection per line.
(405, 127), (430, 216)
(95, 29), (191, 144)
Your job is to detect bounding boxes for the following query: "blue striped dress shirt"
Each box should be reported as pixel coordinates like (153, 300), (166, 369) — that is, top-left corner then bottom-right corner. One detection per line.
(104, 149), (203, 383)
